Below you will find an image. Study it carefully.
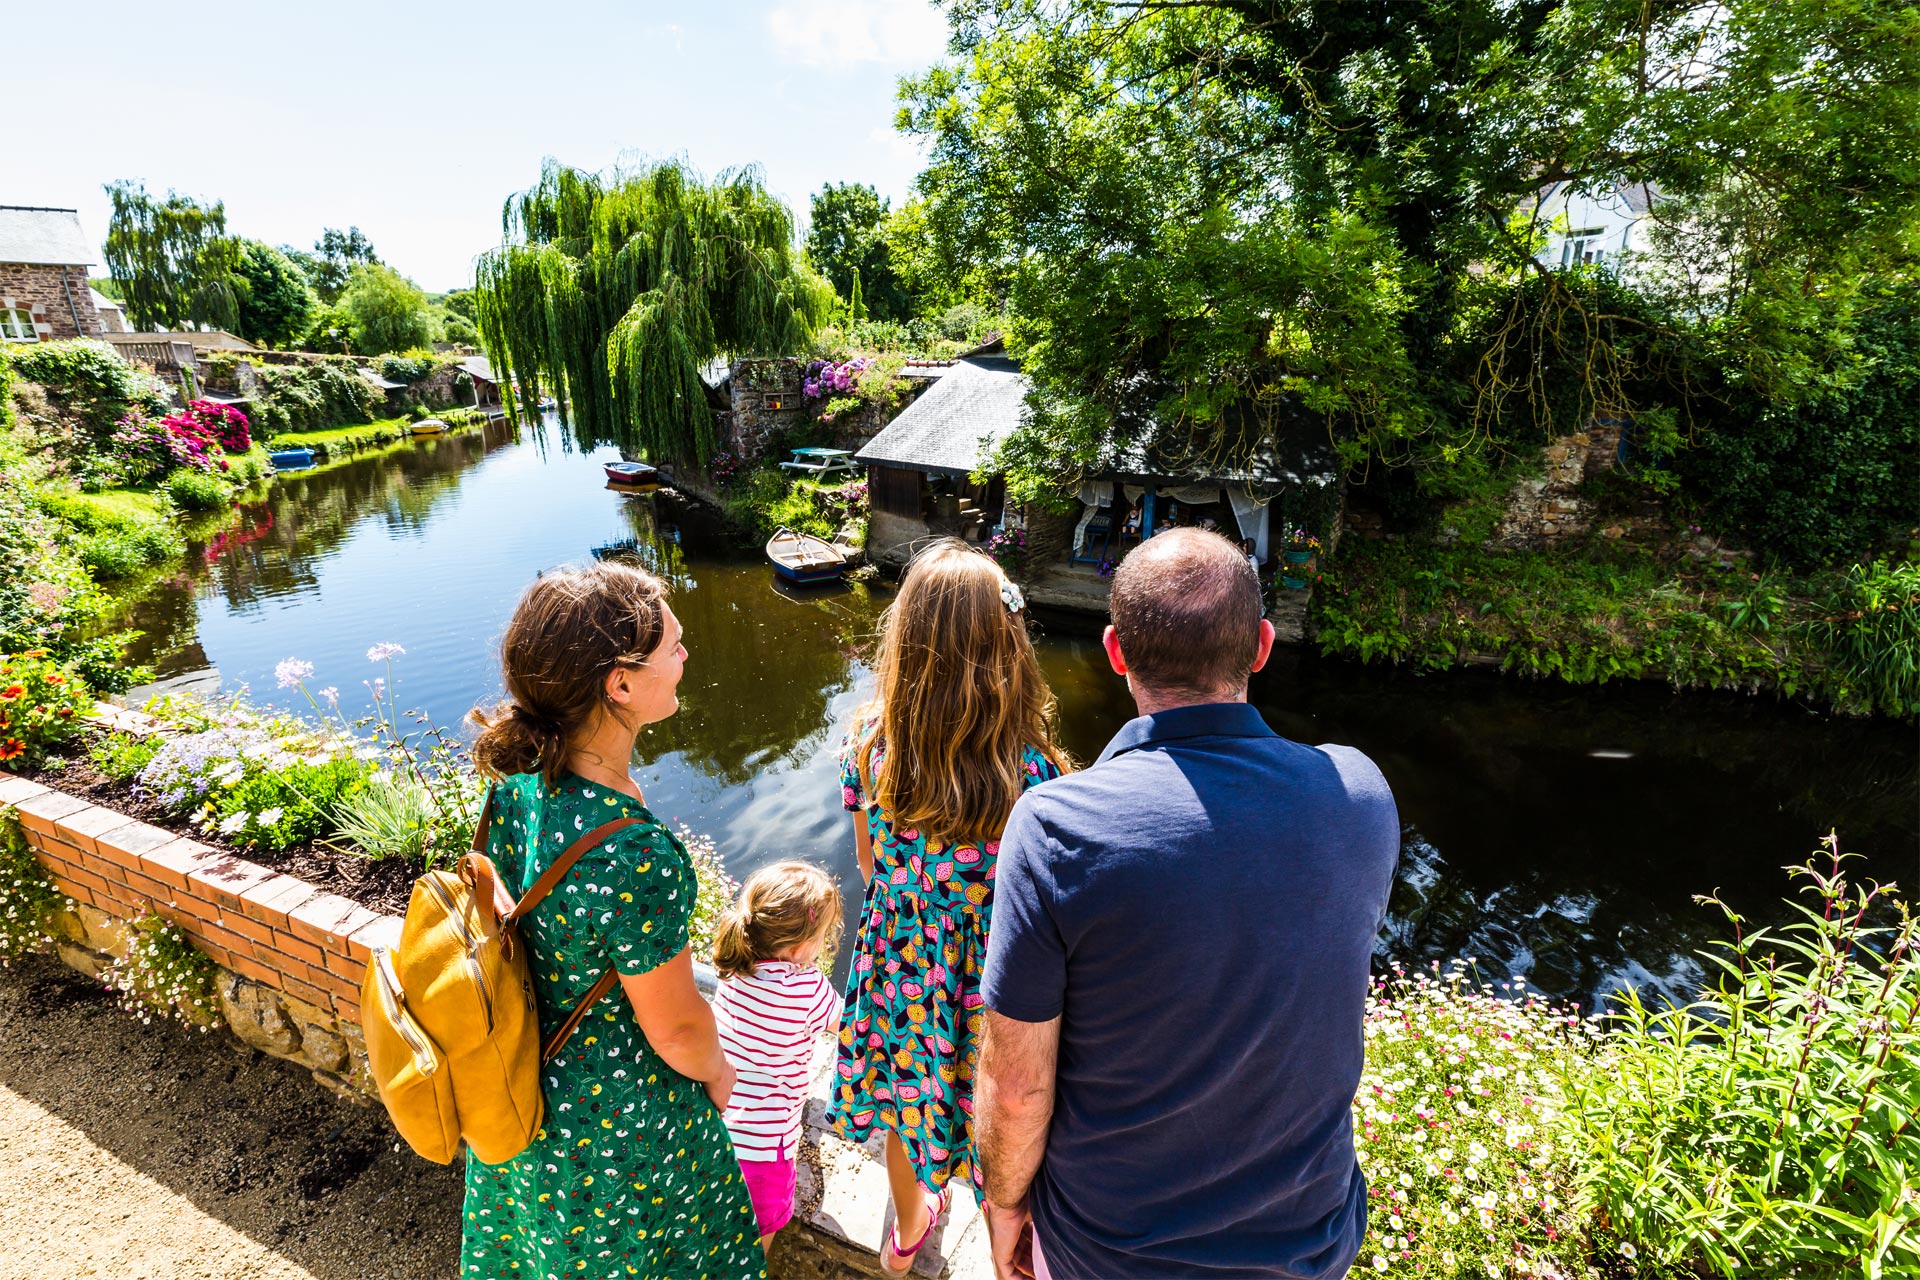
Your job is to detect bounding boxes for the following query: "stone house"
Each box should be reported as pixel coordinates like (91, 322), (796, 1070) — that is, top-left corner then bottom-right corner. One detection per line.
(89, 287), (129, 333)
(0, 205), (106, 344)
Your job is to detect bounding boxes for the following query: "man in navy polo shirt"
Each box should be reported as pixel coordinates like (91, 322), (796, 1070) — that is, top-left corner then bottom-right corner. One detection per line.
(978, 527), (1399, 1279)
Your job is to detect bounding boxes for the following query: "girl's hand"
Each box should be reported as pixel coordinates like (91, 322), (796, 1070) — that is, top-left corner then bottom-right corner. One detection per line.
(705, 1059), (737, 1111)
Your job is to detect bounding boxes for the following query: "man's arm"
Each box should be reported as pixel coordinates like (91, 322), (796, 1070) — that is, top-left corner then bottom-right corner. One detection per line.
(977, 1009), (1061, 1208)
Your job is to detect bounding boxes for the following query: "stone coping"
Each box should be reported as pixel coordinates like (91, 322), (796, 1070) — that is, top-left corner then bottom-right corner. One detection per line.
(1, 758), (990, 1276)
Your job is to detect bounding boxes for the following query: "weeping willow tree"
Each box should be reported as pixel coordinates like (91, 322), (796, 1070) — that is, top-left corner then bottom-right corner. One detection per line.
(103, 180), (243, 333)
(474, 158), (835, 462)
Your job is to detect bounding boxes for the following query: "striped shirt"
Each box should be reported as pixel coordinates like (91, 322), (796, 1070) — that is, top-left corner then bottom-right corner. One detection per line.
(714, 961), (841, 1159)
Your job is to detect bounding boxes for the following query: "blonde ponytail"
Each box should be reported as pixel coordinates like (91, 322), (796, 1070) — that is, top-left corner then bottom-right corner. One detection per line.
(712, 861), (843, 981)
(712, 903), (758, 981)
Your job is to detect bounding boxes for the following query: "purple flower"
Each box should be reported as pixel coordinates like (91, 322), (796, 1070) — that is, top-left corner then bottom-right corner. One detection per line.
(275, 657), (314, 688)
(366, 642), (406, 662)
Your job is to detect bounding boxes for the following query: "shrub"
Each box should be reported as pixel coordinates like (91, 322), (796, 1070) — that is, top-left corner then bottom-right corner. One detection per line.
(5, 339), (168, 439)
(0, 806), (73, 964)
(0, 652), (92, 766)
(133, 719), (376, 851)
(178, 399), (251, 453)
(1356, 965), (1593, 1277)
(680, 826), (740, 967)
(328, 769), (465, 868)
(379, 354), (435, 384)
(248, 361), (380, 437)
(162, 467), (234, 512)
(1806, 559), (1920, 718)
(1565, 842), (1919, 1276)
(77, 525), (182, 579)
(102, 910), (218, 1030)
(90, 730), (161, 782)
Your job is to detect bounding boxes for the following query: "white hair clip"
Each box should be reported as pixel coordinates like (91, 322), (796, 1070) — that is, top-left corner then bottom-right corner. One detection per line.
(1001, 581), (1026, 614)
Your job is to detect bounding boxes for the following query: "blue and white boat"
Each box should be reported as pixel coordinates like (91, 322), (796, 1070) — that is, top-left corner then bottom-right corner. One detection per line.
(268, 447), (315, 470)
(766, 527), (847, 585)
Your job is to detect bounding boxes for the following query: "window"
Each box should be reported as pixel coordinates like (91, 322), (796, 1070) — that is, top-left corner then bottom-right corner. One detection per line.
(1561, 229), (1609, 267)
(0, 308), (37, 342)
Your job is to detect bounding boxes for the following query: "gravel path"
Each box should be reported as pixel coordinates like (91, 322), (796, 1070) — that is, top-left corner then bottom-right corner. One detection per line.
(0, 954), (463, 1280)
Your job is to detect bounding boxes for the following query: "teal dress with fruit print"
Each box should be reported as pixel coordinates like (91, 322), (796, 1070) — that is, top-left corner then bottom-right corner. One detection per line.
(828, 717), (1062, 1202)
(460, 770), (764, 1280)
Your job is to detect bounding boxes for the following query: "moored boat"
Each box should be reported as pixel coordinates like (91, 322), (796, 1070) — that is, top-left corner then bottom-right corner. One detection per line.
(604, 460), (659, 486)
(268, 447), (315, 470)
(410, 418), (448, 436)
(766, 527), (848, 585)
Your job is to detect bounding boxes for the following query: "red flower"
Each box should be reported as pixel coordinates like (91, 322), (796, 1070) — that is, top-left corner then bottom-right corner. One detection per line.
(0, 685), (22, 701)
(43, 673), (63, 685)
(0, 739), (23, 762)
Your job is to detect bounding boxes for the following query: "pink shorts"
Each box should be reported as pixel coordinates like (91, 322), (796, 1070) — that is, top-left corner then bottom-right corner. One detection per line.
(740, 1147), (797, 1238)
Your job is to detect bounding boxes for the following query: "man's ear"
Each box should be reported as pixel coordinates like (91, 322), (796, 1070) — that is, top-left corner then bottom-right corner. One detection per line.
(1250, 618), (1276, 674)
(1102, 625), (1129, 676)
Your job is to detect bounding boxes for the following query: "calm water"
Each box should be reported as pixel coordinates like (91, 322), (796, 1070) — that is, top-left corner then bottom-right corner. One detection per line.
(107, 420), (1920, 1006)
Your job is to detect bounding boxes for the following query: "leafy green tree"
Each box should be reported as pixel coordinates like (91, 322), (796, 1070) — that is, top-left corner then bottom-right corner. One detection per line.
(303, 226), (380, 304)
(475, 158), (835, 462)
(233, 240), (317, 349)
(101, 181), (243, 332)
(340, 264), (435, 355)
(903, 0), (1920, 495)
(806, 183), (912, 322)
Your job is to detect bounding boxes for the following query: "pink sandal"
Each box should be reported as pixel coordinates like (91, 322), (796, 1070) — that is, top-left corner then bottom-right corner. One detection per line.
(880, 1186), (950, 1278)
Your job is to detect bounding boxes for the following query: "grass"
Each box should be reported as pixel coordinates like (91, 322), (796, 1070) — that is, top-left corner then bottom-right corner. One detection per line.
(266, 417), (410, 455)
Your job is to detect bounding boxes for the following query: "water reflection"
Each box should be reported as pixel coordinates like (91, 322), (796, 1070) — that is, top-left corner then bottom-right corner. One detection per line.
(98, 422), (1918, 1005)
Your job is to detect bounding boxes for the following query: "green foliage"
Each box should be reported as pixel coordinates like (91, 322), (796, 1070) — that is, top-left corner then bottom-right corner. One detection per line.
(7, 339), (169, 440)
(1805, 559), (1920, 718)
(247, 360), (381, 437)
(807, 183), (913, 322)
(161, 467), (234, 513)
(103, 910), (219, 1030)
(102, 180), (242, 332)
(378, 353), (435, 384)
(1566, 845), (1919, 1275)
(0, 651), (92, 766)
(0, 806), (73, 964)
(232, 239), (317, 349)
(325, 770), (444, 866)
(1356, 965), (1593, 1277)
(722, 472), (867, 543)
(89, 730), (161, 782)
(475, 158), (835, 464)
(340, 264), (435, 355)
(300, 226), (380, 304)
(1679, 284), (1920, 564)
(264, 416), (408, 454)
(76, 524), (182, 578)
(678, 825), (740, 966)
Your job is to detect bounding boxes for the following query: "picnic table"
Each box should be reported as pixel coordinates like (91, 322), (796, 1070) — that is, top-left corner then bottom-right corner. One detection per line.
(778, 447), (861, 478)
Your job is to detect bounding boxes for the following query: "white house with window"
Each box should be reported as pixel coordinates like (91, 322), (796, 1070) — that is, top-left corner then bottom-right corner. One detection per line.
(1529, 180), (1660, 272)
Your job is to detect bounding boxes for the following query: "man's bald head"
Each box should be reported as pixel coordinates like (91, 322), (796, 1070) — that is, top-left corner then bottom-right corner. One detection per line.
(1109, 527), (1264, 701)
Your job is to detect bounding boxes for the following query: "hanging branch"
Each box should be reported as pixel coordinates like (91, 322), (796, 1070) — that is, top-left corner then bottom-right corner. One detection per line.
(474, 158), (835, 462)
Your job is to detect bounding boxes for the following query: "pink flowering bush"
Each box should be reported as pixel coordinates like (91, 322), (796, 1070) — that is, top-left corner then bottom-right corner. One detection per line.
(107, 402), (251, 484)
(179, 399), (251, 454)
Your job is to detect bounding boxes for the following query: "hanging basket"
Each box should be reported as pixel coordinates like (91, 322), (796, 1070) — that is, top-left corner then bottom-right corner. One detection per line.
(1284, 549), (1314, 566)
(1280, 574), (1309, 590)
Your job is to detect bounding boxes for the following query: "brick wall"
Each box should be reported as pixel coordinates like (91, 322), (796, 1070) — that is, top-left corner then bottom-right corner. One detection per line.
(0, 262), (104, 341)
(0, 765), (398, 1096)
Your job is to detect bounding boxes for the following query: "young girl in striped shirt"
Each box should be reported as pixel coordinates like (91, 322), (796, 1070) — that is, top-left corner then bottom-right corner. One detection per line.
(712, 860), (845, 1250)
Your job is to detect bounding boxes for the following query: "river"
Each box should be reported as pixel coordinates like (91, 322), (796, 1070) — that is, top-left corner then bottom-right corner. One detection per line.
(105, 418), (1920, 1008)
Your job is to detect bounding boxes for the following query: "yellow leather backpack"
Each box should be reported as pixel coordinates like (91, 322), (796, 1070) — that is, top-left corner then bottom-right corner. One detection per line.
(360, 792), (641, 1165)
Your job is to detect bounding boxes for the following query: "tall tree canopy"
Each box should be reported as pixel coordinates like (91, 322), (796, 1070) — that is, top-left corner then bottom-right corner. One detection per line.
(302, 226), (381, 303)
(806, 183), (913, 321)
(233, 240), (317, 349)
(475, 158), (834, 462)
(903, 0), (1920, 490)
(340, 264), (435, 355)
(102, 181), (244, 332)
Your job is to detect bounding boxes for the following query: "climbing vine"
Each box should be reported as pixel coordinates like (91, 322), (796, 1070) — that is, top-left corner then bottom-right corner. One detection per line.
(0, 806), (72, 964)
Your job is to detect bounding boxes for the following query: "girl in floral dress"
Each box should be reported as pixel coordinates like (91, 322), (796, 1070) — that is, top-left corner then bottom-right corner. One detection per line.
(829, 539), (1068, 1276)
(461, 561), (764, 1280)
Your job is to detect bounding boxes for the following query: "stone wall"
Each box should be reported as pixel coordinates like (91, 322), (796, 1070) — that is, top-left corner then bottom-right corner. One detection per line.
(1493, 417), (1664, 547)
(0, 262), (104, 341)
(726, 359), (812, 467)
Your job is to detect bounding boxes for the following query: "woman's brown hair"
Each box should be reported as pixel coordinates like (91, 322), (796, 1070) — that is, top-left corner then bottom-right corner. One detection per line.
(712, 860), (843, 980)
(856, 538), (1066, 845)
(468, 561), (669, 784)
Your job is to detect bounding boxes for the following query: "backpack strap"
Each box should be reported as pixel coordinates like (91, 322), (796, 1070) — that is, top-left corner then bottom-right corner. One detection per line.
(542, 966), (622, 1064)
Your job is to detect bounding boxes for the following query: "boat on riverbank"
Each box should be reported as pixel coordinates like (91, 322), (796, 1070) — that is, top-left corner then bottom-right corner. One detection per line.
(766, 527), (847, 585)
(604, 460), (659, 486)
(267, 447), (315, 470)
(409, 419), (448, 437)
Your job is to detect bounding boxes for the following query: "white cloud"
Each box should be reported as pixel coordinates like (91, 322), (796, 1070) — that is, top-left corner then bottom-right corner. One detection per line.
(766, 0), (947, 69)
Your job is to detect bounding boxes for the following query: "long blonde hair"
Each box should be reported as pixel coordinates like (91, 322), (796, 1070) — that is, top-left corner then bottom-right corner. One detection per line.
(712, 861), (843, 980)
(857, 539), (1066, 845)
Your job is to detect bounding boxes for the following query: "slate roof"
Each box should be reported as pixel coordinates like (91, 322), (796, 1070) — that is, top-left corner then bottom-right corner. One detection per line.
(855, 354), (1028, 478)
(0, 206), (95, 266)
(88, 287), (121, 313)
(358, 366), (406, 391)
(456, 355), (496, 383)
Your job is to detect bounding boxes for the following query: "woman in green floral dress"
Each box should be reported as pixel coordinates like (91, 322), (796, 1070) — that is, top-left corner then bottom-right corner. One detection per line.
(461, 562), (764, 1280)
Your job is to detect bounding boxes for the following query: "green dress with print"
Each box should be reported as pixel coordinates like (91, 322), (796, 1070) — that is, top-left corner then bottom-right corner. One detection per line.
(460, 771), (764, 1280)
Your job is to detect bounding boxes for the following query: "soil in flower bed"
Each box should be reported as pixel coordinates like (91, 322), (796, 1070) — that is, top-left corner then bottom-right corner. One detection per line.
(13, 747), (420, 917)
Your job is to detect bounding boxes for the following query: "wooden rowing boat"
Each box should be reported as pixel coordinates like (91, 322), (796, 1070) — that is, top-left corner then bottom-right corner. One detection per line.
(409, 419), (448, 436)
(766, 527), (847, 585)
(604, 460), (659, 486)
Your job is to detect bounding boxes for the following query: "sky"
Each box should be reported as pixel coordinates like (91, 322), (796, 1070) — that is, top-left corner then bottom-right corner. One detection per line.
(5, 0), (950, 292)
